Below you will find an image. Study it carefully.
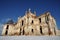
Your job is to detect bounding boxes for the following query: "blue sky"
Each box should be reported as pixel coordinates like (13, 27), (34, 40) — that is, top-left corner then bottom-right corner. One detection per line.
(0, 0), (60, 35)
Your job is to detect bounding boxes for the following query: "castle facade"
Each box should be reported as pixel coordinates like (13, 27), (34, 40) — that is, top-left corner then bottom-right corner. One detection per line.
(2, 9), (57, 36)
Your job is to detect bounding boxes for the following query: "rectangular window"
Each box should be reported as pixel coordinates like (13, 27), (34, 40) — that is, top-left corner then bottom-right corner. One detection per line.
(5, 25), (9, 35)
(48, 27), (51, 35)
(39, 18), (41, 23)
(5, 30), (8, 35)
(19, 28), (21, 35)
(46, 16), (49, 21)
(32, 29), (33, 33)
(23, 29), (24, 35)
(31, 20), (33, 24)
(22, 20), (24, 26)
(40, 26), (43, 34)
(6, 25), (9, 29)
(45, 16), (49, 24)
(47, 16), (49, 21)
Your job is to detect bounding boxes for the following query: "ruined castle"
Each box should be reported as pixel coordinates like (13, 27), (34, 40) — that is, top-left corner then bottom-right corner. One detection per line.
(2, 9), (58, 36)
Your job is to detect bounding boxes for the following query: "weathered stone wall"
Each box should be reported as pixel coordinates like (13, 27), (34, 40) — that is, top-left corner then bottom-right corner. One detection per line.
(2, 10), (58, 36)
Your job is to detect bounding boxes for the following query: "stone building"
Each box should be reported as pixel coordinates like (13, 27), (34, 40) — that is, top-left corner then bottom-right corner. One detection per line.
(2, 9), (58, 36)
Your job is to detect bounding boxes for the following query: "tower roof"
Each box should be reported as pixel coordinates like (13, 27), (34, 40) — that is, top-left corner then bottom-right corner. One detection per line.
(6, 19), (14, 24)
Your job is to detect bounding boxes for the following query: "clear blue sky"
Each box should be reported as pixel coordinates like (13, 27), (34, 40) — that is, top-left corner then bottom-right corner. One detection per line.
(0, 0), (60, 30)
